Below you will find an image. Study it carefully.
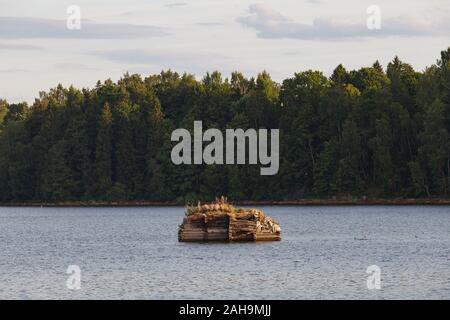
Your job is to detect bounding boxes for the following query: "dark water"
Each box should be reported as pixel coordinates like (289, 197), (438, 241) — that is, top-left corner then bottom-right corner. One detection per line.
(0, 205), (449, 299)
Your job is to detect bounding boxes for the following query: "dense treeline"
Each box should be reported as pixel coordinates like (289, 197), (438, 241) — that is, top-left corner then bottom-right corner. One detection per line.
(1, 48), (449, 202)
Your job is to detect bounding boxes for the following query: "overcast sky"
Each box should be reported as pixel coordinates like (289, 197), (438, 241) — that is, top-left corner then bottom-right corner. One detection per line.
(0, 0), (449, 103)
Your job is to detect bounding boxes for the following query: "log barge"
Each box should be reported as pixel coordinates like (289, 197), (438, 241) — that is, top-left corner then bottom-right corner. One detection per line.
(178, 197), (281, 242)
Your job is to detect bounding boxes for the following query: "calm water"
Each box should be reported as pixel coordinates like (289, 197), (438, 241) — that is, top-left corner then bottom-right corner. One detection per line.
(0, 205), (449, 300)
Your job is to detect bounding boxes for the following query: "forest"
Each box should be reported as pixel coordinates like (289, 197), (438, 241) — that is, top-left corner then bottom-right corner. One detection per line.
(0, 48), (449, 203)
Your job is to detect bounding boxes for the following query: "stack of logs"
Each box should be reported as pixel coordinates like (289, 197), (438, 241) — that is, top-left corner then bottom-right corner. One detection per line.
(178, 197), (281, 242)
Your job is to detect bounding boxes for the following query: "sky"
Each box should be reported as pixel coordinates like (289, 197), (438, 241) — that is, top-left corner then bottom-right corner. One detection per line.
(0, 0), (449, 103)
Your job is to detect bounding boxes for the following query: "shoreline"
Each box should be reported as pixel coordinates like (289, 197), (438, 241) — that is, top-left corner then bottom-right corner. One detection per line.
(1, 198), (450, 207)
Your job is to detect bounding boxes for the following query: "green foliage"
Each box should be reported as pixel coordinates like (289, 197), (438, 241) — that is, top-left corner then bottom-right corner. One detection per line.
(93, 103), (113, 198)
(0, 49), (450, 202)
(0, 99), (7, 130)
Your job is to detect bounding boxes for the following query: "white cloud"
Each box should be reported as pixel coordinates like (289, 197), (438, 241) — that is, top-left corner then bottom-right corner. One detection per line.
(0, 16), (168, 39)
(165, 2), (188, 8)
(0, 43), (42, 50)
(237, 4), (450, 40)
(53, 63), (101, 71)
(90, 48), (233, 75)
(0, 68), (29, 73)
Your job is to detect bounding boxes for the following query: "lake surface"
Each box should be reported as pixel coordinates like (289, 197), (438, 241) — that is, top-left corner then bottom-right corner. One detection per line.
(0, 205), (449, 299)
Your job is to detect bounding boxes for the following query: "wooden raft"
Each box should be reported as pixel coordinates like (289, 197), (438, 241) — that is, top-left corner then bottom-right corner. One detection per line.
(178, 198), (281, 242)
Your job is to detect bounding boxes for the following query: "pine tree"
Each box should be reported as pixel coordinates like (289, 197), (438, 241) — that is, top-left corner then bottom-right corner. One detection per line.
(93, 103), (113, 199)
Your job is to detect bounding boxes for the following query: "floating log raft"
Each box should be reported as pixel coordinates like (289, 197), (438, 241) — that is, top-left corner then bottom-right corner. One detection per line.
(178, 197), (281, 242)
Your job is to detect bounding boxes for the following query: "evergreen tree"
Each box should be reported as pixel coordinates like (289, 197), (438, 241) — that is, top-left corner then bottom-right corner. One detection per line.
(93, 103), (113, 199)
(0, 48), (449, 202)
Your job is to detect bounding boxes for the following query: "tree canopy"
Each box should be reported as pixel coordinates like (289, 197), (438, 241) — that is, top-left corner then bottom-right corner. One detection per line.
(0, 48), (449, 202)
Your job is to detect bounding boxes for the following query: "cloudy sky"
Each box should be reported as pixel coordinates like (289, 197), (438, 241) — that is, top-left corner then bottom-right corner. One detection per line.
(0, 0), (449, 103)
